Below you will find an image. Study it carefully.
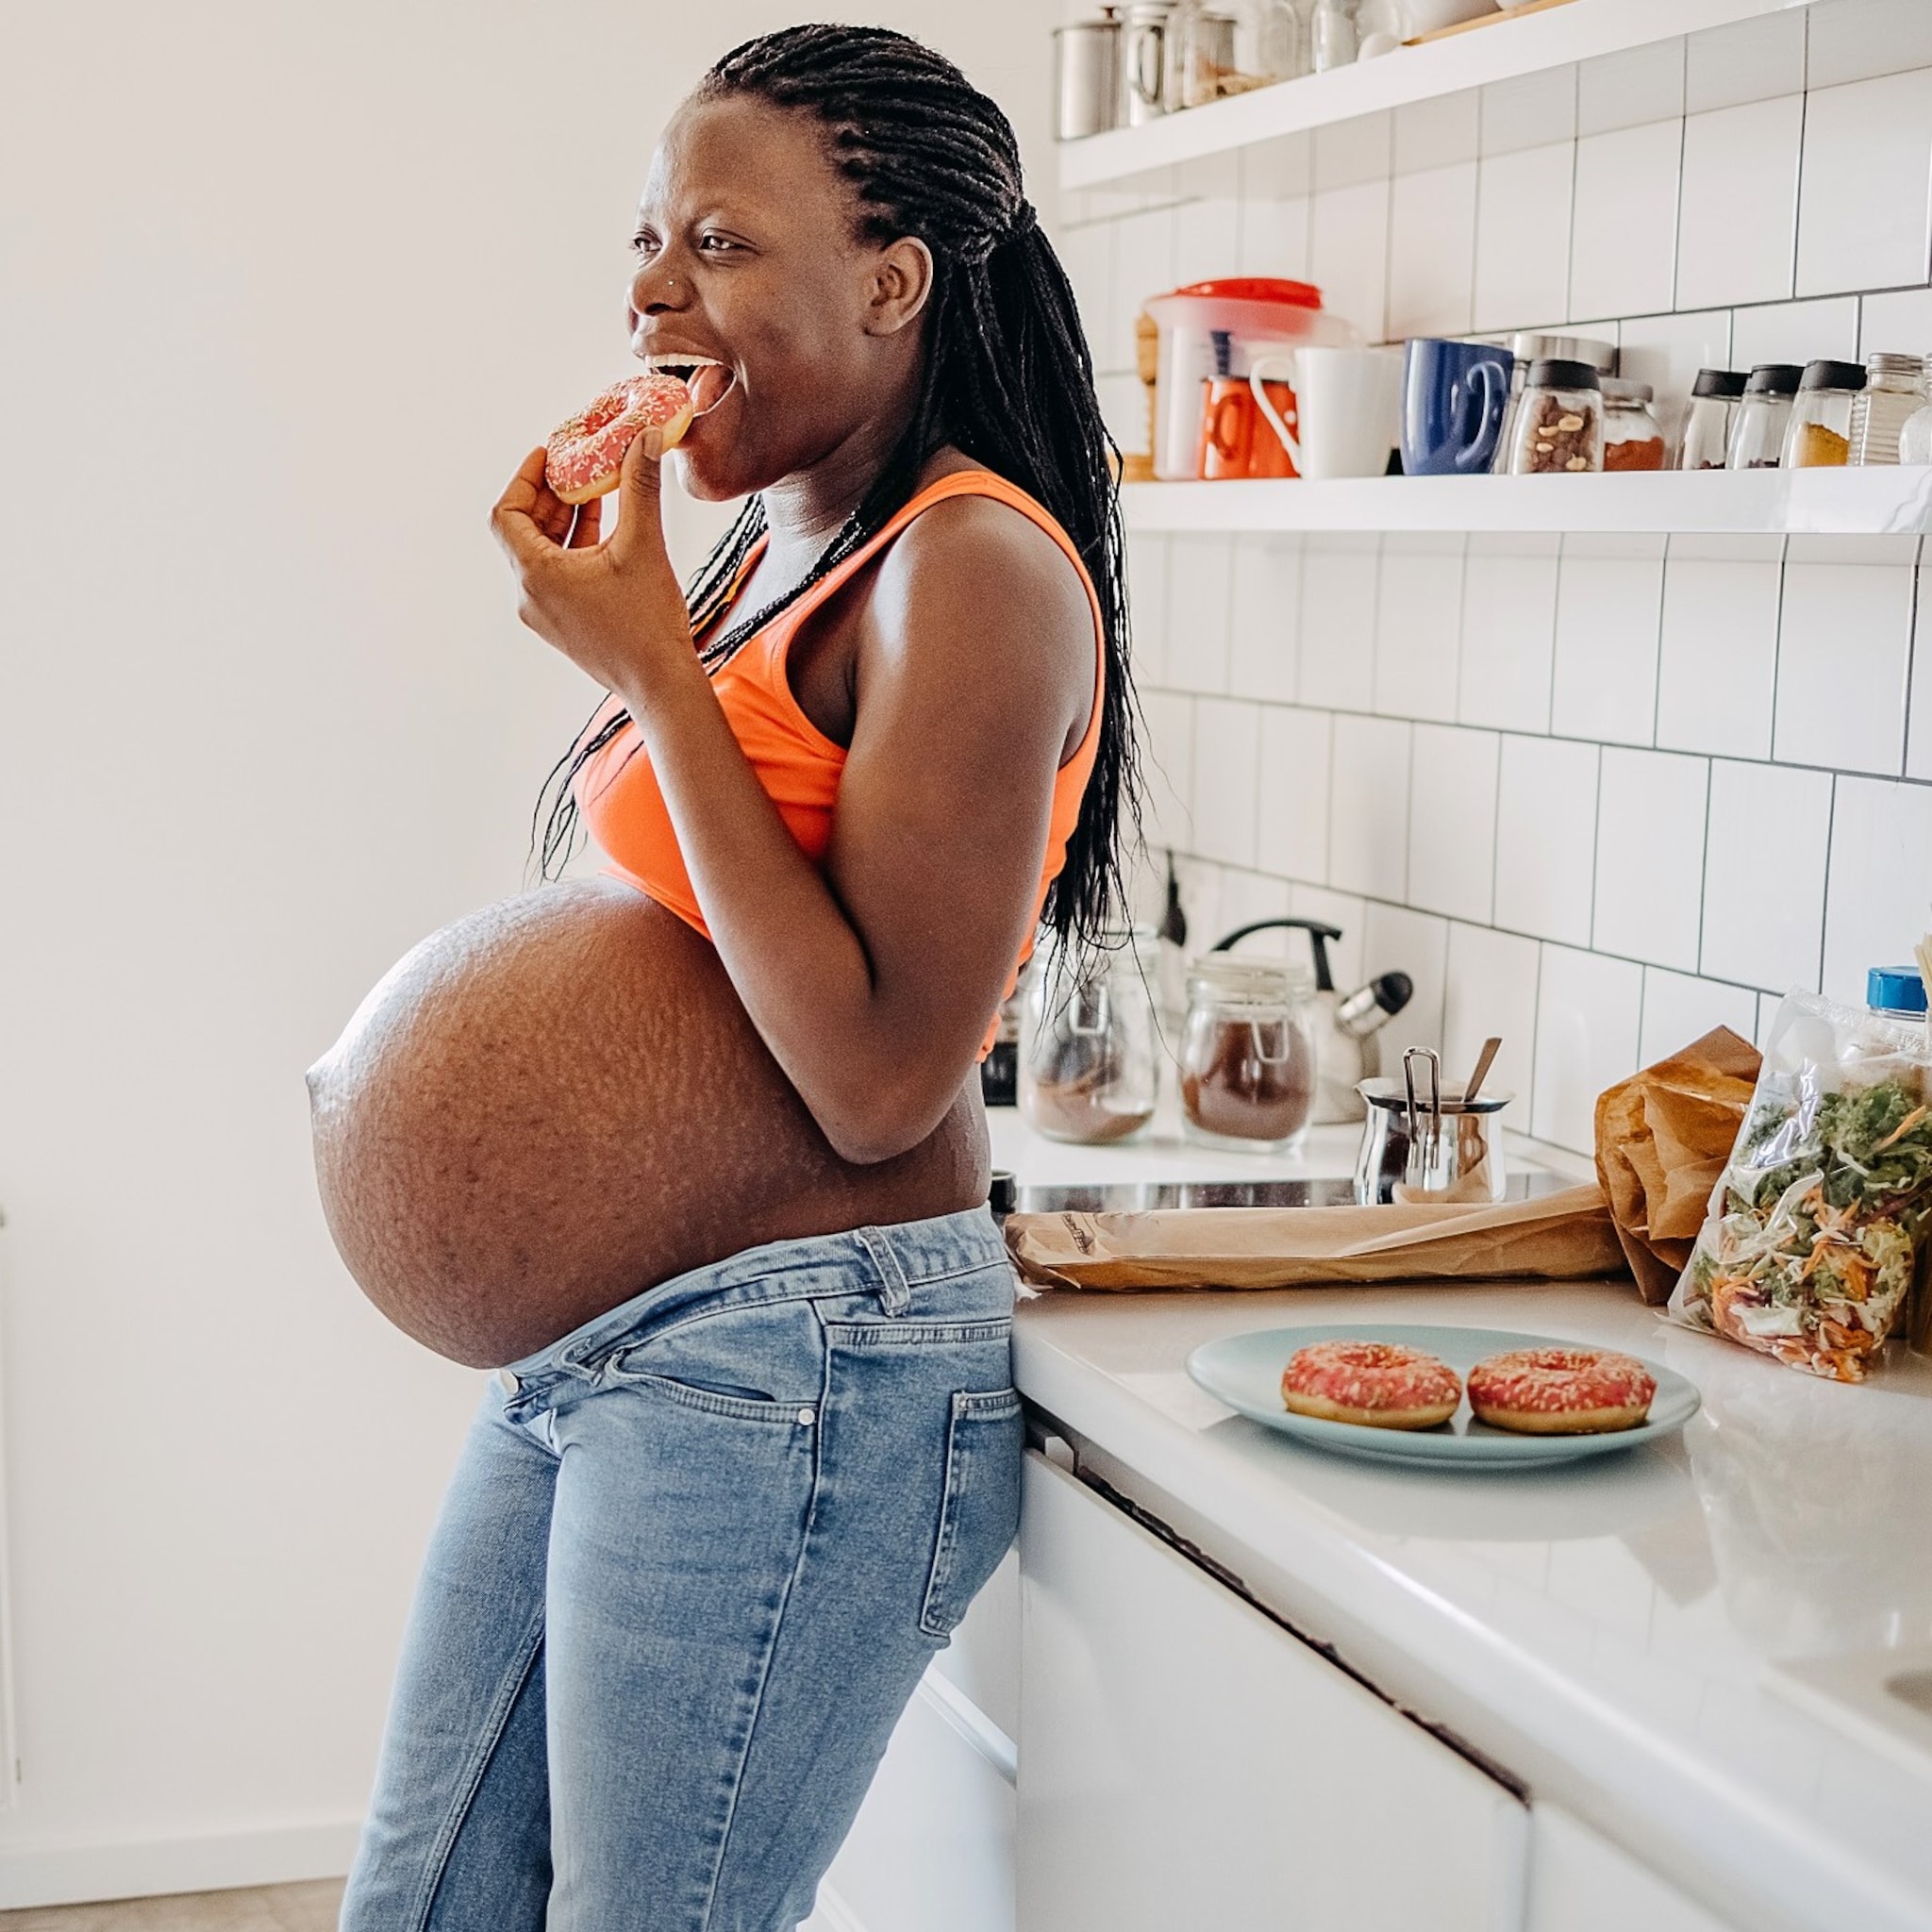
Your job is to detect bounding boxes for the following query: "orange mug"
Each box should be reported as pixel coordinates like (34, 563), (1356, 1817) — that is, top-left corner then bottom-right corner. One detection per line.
(1197, 377), (1302, 479)
(1245, 377), (1300, 478)
(1197, 378), (1255, 479)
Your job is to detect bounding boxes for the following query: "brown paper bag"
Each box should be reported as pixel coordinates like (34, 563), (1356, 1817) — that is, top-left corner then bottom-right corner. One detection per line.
(1004, 1182), (1625, 1291)
(1593, 1025), (1762, 1305)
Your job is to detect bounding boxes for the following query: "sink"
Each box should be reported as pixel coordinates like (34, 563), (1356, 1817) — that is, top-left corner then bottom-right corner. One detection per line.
(1768, 1643), (1932, 1773)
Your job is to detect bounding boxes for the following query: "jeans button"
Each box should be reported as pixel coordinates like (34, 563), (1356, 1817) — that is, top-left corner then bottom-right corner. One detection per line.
(497, 1368), (521, 1395)
(796, 1407), (816, 1427)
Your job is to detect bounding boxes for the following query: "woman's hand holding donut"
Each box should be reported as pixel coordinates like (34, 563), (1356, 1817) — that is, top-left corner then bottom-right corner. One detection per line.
(489, 430), (696, 715)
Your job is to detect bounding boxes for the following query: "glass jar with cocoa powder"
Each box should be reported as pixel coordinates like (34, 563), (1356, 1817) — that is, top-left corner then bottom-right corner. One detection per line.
(1178, 956), (1317, 1152)
(1019, 927), (1160, 1144)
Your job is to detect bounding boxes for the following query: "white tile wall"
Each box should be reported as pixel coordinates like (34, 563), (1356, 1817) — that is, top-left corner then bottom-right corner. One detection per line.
(1374, 539), (1464, 721)
(1494, 735), (1599, 945)
(1699, 758), (1833, 991)
(1674, 96), (1802, 311)
(1329, 712), (1411, 900)
(1227, 537), (1301, 703)
(1795, 68), (1932, 297)
(1190, 698), (1261, 867)
(1080, 24), (1932, 1153)
(1773, 550), (1915, 774)
(1533, 945), (1643, 1152)
(1256, 705), (1331, 884)
(1638, 968), (1758, 1066)
(1592, 747), (1709, 971)
(1654, 539), (1784, 759)
(1407, 723), (1499, 922)
(1550, 537), (1664, 746)
(1442, 922), (1541, 1124)
(1570, 121), (1680, 322)
(1459, 539), (1558, 732)
(1821, 775), (1932, 1005)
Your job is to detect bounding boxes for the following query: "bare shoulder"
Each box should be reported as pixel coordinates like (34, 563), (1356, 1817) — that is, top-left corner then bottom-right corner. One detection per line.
(864, 485), (1098, 723)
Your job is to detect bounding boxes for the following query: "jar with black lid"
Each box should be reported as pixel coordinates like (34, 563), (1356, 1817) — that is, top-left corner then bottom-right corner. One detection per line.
(1678, 368), (1746, 471)
(1782, 358), (1866, 468)
(1726, 363), (1803, 469)
(1505, 358), (1603, 475)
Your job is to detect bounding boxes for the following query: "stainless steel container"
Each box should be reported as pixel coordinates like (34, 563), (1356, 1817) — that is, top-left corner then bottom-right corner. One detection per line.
(1354, 1047), (1510, 1206)
(1121, 2), (1175, 125)
(1054, 10), (1122, 142)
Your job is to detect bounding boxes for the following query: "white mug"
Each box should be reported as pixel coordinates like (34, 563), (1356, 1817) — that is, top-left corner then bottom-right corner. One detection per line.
(1250, 347), (1403, 480)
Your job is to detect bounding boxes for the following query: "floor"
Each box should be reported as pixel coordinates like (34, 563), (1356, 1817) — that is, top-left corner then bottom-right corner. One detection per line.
(0, 1880), (343, 1931)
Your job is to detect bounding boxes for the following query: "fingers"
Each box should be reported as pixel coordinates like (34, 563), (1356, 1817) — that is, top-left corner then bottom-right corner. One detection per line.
(608, 426), (664, 561)
(565, 497), (603, 549)
(489, 446), (557, 567)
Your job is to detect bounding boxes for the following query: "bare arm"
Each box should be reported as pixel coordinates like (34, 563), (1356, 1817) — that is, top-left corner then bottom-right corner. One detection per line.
(492, 438), (1095, 1163)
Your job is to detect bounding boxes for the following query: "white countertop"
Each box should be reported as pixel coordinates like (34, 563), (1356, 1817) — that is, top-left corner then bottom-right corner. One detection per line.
(992, 1108), (1932, 1932)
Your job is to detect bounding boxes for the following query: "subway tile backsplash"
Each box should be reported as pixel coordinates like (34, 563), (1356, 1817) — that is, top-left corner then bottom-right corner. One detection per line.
(1067, 12), (1932, 1154)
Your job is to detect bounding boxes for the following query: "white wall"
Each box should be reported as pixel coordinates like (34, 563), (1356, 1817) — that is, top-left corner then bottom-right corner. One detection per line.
(0, 1), (1049, 1907)
(1063, 0), (1932, 1156)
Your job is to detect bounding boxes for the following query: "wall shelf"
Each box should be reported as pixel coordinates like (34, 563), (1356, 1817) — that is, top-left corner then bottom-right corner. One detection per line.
(1059, 0), (1811, 192)
(1118, 468), (1932, 537)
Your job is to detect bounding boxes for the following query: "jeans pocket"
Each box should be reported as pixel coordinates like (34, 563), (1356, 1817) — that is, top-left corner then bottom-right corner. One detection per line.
(919, 1388), (1024, 1641)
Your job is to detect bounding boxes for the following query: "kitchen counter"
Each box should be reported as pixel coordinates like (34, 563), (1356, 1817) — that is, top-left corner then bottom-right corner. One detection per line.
(991, 1108), (1932, 1932)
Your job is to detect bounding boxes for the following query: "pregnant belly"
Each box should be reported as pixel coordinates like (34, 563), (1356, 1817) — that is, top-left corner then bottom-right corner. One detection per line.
(307, 877), (990, 1366)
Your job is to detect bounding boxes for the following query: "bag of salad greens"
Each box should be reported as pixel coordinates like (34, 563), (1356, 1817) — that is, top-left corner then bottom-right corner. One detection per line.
(1669, 990), (1932, 1382)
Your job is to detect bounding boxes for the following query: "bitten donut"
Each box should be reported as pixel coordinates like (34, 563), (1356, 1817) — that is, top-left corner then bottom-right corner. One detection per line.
(1281, 1340), (1462, 1430)
(1466, 1347), (1656, 1435)
(544, 374), (695, 506)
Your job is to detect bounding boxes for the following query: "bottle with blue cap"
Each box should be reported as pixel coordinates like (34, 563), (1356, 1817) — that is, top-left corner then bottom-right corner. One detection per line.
(1867, 965), (1927, 1024)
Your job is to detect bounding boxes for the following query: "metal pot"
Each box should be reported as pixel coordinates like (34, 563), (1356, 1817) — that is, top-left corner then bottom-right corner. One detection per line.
(1354, 1047), (1510, 1206)
(1054, 10), (1122, 141)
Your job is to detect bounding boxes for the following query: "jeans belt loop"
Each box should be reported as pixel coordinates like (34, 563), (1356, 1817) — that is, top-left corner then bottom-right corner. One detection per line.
(856, 1226), (911, 1316)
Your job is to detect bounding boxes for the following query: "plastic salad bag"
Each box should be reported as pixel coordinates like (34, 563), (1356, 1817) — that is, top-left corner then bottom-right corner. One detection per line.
(1669, 990), (1932, 1382)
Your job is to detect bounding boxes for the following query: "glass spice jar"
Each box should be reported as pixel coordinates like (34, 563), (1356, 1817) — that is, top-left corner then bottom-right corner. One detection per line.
(1178, 956), (1318, 1152)
(1726, 363), (1802, 469)
(1902, 397), (1932, 466)
(1849, 352), (1927, 466)
(1783, 358), (1866, 469)
(1505, 359), (1603, 475)
(1678, 368), (1746, 471)
(1601, 377), (1666, 471)
(1019, 928), (1160, 1144)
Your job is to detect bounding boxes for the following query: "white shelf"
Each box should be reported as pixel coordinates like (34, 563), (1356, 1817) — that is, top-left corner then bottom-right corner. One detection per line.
(1118, 468), (1932, 536)
(1059, 0), (1811, 192)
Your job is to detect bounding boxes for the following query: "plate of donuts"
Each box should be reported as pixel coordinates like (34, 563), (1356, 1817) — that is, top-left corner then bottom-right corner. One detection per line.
(1186, 1323), (1699, 1468)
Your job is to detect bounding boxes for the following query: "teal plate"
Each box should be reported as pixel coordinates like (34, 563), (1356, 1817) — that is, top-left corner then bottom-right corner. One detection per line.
(1186, 1323), (1700, 1468)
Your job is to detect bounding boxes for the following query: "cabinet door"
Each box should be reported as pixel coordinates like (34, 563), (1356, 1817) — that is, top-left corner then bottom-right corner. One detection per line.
(1526, 1804), (1739, 1932)
(1017, 1453), (1525, 1932)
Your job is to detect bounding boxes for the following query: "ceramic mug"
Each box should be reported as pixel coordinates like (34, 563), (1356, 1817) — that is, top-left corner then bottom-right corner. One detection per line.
(1401, 338), (1513, 476)
(1249, 347), (1402, 480)
(1198, 377), (1302, 478)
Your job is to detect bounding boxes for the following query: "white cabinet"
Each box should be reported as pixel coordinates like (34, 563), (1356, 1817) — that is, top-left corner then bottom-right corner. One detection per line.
(1017, 1452), (1526, 1932)
(1526, 1804), (1740, 1932)
(807, 1555), (1020, 1932)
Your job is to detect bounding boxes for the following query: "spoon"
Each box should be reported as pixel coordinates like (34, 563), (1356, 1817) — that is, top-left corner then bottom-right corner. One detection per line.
(1461, 1035), (1502, 1104)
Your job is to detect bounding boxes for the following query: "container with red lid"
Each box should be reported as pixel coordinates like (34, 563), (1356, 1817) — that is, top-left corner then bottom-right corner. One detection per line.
(1142, 278), (1357, 479)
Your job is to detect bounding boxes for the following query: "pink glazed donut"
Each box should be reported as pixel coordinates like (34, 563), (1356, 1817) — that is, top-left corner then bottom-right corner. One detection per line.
(544, 374), (694, 506)
(1281, 1340), (1462, 1430)
(1467, 1347), (1655, 1435)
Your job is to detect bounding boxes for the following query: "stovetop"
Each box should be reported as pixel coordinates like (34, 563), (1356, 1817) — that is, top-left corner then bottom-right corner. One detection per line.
(1003, 1168), (1567, 1215)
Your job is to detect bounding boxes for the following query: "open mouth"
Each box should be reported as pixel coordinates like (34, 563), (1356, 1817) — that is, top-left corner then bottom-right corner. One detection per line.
(641, 354), (734, 416)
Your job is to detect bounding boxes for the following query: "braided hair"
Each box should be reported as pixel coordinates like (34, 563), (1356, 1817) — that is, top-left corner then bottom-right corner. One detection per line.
(535, 23), (1140, 958)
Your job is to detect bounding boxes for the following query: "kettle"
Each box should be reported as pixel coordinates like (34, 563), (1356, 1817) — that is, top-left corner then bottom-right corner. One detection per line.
(1207, 918), (1411, 1124)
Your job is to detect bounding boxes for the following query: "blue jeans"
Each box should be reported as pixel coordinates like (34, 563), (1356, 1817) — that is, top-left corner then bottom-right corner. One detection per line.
(340, 1207), (1022, 1932)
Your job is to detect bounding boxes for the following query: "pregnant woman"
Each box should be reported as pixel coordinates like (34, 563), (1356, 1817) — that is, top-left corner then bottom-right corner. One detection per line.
(311, 25), (1134, 1931)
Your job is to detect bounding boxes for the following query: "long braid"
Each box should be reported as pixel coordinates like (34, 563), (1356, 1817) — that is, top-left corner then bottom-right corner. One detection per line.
(535, 25), (1140, 955)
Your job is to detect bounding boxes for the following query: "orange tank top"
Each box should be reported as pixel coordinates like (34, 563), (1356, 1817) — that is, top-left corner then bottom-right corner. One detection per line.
(575, 469), (1107, 1057)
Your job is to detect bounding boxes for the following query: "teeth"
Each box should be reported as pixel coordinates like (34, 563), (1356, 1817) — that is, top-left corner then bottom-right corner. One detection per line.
(642, 354), (725, 373)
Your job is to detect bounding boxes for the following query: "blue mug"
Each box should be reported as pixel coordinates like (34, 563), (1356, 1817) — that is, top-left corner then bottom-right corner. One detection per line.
(1401, 339), (1514, 476)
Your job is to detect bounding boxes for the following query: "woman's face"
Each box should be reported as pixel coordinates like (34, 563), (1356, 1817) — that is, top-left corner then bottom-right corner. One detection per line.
(626, 93), (923, 503)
